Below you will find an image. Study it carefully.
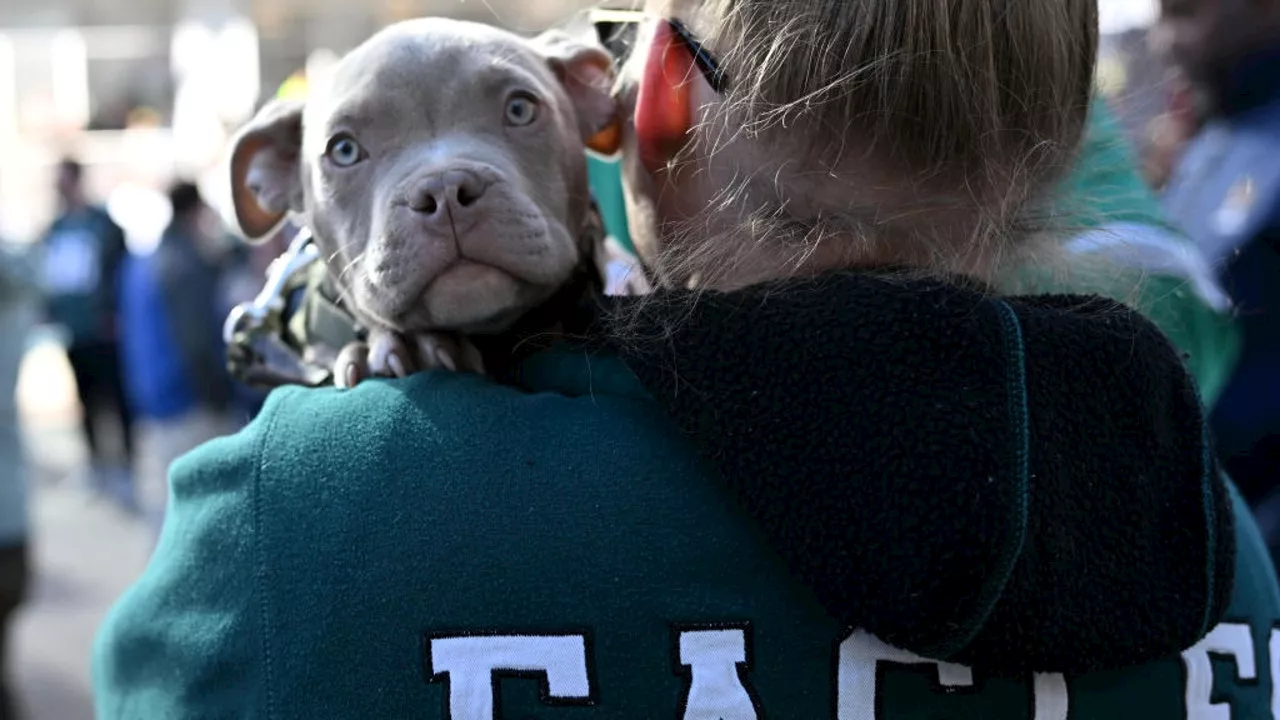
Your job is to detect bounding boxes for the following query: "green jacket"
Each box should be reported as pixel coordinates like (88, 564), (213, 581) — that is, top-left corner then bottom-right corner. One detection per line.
(93, 340), (1274, 719)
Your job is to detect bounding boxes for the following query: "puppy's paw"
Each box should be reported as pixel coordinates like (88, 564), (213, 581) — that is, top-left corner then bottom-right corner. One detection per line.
(415, 333), (486, 376)
(360, 329), (487, 379)
(368, 329), (417, 378)
(334, 342), (371, 389)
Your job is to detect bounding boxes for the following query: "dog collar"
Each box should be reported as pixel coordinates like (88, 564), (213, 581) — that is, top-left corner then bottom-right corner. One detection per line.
(224, 227), (351, 388)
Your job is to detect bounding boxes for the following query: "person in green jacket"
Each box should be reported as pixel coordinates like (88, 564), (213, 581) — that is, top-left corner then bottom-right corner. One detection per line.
(94, 2), (1270, 718)
(1004, 99), (1242, 408)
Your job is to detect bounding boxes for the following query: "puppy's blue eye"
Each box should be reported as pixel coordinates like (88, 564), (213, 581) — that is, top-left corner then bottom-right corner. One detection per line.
(326, 135), (365, 167)
(504, 93), (539, 127)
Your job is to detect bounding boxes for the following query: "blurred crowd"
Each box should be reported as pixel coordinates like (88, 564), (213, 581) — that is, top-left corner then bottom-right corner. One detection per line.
(0, 156), (271, 717)
(32, 158), (269, 512)
(1139, 0), (1280, 545)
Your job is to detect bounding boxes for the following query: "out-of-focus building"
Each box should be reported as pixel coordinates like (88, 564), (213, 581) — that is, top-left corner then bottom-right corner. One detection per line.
(0, 0), (603, 242)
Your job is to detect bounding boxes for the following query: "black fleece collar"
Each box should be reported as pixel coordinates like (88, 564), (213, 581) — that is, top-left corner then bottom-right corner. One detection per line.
(595, 270), (1233, 675)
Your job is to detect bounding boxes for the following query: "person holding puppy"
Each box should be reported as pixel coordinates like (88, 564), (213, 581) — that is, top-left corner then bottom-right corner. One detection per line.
(95, 2), (1270, 718)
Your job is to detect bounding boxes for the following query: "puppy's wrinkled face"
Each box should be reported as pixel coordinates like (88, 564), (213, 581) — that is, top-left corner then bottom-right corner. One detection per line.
(229, 19), (617, 334)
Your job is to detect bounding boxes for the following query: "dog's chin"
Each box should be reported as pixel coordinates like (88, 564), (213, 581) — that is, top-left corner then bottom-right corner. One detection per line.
(399, 261), (544, 334)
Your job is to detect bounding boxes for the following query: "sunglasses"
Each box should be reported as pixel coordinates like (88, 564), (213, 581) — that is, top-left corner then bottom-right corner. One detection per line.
(590, 9), (728, 94)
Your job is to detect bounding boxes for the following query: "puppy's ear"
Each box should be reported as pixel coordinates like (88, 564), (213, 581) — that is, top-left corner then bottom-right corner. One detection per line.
(229, 99), (305, 242)
(533, 30), (621, 156)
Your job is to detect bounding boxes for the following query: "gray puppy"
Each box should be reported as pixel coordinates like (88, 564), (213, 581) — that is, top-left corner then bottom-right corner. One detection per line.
(227, 18), (620, 386)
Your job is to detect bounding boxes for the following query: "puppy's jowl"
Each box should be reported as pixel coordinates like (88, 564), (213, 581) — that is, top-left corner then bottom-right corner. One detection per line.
(228, 18), (621, 386)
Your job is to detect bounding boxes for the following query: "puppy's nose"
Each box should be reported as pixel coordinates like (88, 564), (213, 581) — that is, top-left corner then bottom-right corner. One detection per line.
(408, 170), (490, 219)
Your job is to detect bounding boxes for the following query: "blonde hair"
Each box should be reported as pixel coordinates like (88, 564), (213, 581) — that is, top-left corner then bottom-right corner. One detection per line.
(651, 0), (1099, 287)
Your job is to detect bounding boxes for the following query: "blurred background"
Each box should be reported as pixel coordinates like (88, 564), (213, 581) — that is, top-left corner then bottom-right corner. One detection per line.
(0, 0), (1239, 717)
(0, 0), (1182, 246)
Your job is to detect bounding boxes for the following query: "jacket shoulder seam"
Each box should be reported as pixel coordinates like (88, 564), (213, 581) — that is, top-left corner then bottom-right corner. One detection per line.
(253, 392), (291, 720)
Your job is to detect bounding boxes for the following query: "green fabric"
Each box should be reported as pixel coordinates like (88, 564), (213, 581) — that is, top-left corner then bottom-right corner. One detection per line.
(95, 347), (1280, 719)
(1055, 101), (1179, 233)
(587, 154), (634, 255)
(1006, 265), (1240, 408)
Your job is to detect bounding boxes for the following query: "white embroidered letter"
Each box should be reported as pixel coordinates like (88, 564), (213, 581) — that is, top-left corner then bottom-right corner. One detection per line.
(837, 631), (974, 718)
(427, 634), (592, 720)
(837, 631), (1069, 719)
(677, 629), (761, 719)
(1269, 628), (1279, 718)
(1033, 673), (1069, 720)
(1182, 623), (1255, 720)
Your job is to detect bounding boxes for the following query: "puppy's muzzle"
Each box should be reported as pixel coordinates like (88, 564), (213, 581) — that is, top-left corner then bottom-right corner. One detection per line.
(407, 169), (493, 236)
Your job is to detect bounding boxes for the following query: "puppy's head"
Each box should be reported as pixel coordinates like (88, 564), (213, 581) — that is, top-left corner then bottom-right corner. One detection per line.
(229, 19), (617, 333)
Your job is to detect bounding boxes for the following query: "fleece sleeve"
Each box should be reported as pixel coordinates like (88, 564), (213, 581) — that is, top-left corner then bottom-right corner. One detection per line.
(91, 389), (296, 720)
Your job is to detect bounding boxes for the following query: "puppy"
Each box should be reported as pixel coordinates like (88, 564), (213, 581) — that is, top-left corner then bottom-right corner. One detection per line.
(227, 18), (621, 387)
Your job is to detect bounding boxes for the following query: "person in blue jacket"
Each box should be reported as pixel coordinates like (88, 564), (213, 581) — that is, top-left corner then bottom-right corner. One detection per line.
(93, 2), (1266, 718)
(1159, 0), (1280, 551)
(118, 182), (230, 535)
